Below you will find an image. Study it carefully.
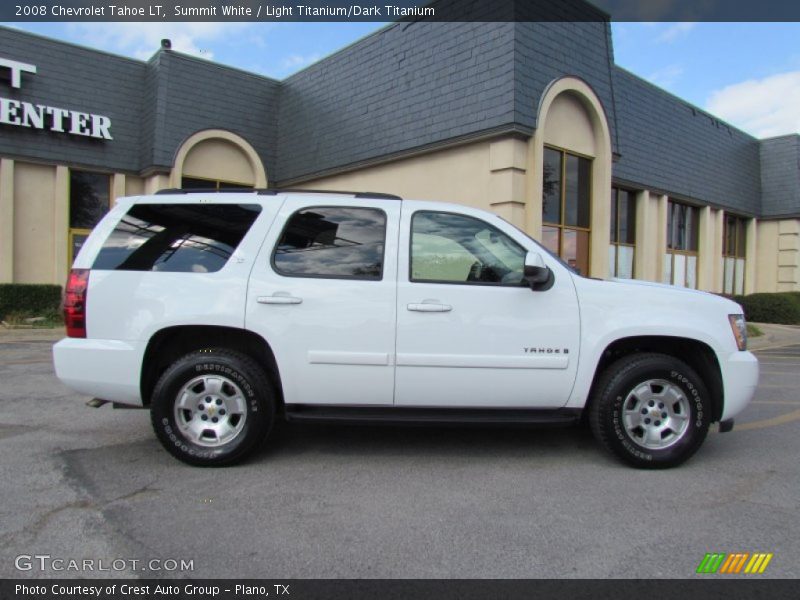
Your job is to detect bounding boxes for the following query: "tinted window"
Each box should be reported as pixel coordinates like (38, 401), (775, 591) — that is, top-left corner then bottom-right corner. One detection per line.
(93, 203), (261, 273)
(70, 171), (110, 230)
(411, 212), (526, 286)
(273, 207), (386, 280)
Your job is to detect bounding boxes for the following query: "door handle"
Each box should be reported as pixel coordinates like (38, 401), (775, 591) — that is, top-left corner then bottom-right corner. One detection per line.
(257, 294), (303, 305)
(407, 303), (452, 313)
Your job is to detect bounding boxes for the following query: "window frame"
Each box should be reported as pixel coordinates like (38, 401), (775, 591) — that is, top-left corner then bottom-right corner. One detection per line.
(68, 169), (112, 267)
(270, 205), (388, 282)
(665, 199), (701, 289)
(722, 213), (748, 295)
(609, 186), (636, 279)
(408, 210), (528, 288)
(542, 145), (593, 276)
(181, 175), (254, 190)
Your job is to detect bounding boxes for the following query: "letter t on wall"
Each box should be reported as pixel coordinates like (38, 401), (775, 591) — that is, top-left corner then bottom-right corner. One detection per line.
(0, 58), (37, 88)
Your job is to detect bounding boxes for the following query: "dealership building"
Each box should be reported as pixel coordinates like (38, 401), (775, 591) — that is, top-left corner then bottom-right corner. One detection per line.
(1, 11), (799, 294)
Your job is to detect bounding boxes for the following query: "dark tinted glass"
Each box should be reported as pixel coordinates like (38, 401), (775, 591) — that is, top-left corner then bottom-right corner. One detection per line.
(70, 171), (110, 229)
(93, 203), (261, 272)
(668, 201), (699, 251)
(736, 218), (747, 257)
(619, 190), (636, 244)
(565, 155), (591, 228)
(273, 207), (386, 280)
(181, 177), (217, 189)
(542, 148), (562, 225)
(610, 188), (618, 242)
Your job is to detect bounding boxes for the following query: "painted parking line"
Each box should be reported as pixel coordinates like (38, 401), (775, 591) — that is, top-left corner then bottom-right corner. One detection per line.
(736, 408), (800, 432)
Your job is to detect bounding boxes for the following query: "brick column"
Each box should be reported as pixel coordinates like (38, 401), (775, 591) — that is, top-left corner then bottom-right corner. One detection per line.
(488, 138), (527, 229)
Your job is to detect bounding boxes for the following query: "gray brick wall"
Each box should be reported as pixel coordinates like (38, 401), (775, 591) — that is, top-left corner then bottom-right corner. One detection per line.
(275, 21), (517, 183)
(143, 51), (281, 176)
(612, 67), (762, 215)
(0, 27), (145, 173)
(2, 23), (796, 221)
(760, 135), (800, 217)
(513, 21), (619, 153)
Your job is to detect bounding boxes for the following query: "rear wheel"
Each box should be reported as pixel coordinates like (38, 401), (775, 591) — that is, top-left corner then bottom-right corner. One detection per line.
(589, 353), (710, 468)
(150, 349), (275, 466)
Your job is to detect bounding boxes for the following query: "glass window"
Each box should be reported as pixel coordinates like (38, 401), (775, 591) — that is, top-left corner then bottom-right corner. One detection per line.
(93, 203), (261, 273)
(609, 187), (636, 278)
(665, 200), (700, 288)
(273, 207), (386, 280)
(182, 177), (253, 190)
(542, 148), (562, 225)
(70, 171), (110, 230)
(411, 211), (526, 286)
(723, 214), (747, 295)
(542, 146), (592, 276)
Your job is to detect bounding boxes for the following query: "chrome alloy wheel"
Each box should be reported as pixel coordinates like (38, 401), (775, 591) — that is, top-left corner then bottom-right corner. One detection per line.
(173, 375), (247, 447)
(622, 379), (691, 450)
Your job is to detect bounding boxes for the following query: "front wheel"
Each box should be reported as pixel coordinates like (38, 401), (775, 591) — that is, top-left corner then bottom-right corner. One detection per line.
(150, 349), (275, 466)
(589, 353), (711, 469)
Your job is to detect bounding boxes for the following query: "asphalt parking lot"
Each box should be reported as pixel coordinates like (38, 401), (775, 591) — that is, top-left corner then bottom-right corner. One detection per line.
(0, 327), (798, 579)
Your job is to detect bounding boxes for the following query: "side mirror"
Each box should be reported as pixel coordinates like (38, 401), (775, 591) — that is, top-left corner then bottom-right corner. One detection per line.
(523, 251), (554, 291)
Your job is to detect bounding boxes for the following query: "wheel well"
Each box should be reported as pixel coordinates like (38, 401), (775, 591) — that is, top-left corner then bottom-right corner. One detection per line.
(588, 336), (724, 422)
(140, 326), (283, 409)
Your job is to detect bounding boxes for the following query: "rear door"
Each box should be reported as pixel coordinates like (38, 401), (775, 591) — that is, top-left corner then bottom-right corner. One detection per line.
(246, 195), (400, 406)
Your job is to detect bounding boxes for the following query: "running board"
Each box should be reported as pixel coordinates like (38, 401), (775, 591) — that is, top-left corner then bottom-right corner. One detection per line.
(284, 405), (581, 427)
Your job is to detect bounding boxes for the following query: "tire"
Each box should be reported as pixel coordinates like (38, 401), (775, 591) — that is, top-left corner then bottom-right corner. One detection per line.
(589, 353), (711, 469)
(150, 349), (275, 466)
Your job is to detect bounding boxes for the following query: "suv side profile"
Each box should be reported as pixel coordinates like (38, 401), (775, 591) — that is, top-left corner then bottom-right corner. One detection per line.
(53, 190), (759, 468)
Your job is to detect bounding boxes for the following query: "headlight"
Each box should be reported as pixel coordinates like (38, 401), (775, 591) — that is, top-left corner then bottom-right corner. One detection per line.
(728, 314), (747, 351)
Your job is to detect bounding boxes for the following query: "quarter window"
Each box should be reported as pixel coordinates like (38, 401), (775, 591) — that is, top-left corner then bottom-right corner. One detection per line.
(542, 147), (592, 276)
(92, 203), (261, 273)
(411, 211), (526, 286)
(273, 207), (386, 280)
(664, 200), (700, 288)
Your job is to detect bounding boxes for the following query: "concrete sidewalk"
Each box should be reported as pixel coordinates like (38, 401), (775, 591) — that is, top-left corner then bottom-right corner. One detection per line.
(749, 322), (800, 351)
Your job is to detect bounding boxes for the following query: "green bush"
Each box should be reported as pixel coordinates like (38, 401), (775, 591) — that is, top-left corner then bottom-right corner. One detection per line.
(0, 284), (62, 320)
(731, 292), (800, 325)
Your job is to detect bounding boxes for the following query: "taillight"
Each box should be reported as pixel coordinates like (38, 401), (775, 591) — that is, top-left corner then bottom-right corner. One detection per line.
(63, 269), (89, 338)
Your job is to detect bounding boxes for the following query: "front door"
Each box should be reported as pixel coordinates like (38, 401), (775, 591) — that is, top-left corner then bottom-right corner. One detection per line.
(394, 205), (581, 408)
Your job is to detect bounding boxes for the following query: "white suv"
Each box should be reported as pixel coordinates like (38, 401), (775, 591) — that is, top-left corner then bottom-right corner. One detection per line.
(53, 189), (758, 468)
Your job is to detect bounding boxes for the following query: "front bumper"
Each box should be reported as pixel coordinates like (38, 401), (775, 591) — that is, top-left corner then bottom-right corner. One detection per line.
(719, 350), (759, 422)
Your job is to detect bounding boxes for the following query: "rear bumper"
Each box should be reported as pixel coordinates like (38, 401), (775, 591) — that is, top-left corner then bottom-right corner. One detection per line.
(53, 338), (144, 406)
(719, 350), (759, 422)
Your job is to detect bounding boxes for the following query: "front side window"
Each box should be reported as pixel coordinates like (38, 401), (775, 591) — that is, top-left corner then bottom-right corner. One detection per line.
(93, 203), (261, 273)
(664, 200), (700, 288)
(542, 147), (591, 276)
(609, 187), (636, 279)
(411, 211), (526, 286)
(723, 214), (747, 295)
(273, 207), (386, 280)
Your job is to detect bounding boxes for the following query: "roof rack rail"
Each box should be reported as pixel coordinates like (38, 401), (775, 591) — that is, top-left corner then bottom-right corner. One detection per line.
(156, 187), (402, 200)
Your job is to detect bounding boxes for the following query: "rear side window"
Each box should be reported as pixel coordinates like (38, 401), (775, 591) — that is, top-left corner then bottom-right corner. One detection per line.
(92, 203), (261, 273)
(272, 207), (386, 280)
